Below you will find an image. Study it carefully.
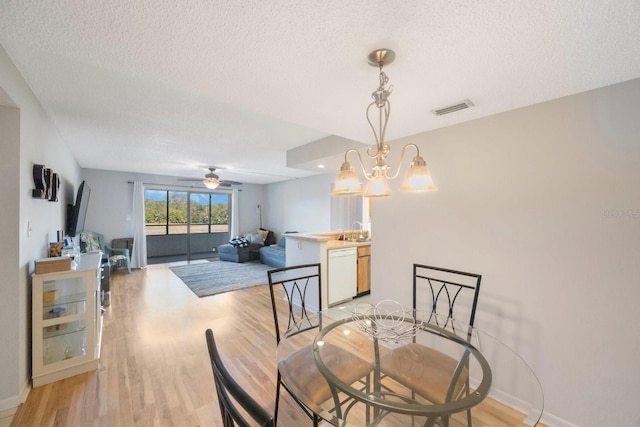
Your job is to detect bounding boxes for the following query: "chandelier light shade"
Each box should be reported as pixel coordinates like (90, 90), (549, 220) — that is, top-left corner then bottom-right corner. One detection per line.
(363, 166), (392, 197)
(331, 161), (362, 195)
(331, 48), (437, 198)
(400, 155), (437, 192)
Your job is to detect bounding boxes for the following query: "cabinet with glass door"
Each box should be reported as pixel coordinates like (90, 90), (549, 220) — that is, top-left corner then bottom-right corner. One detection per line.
(31, 252), (103, 387)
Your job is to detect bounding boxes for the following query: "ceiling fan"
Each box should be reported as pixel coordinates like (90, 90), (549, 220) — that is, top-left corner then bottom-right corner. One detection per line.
(177, 167), (243, 189)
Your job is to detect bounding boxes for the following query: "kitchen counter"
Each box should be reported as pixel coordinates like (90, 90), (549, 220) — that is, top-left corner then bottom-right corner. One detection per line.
(284, 232), (371, 309)
(326, 240), (371, 249)
(285, 232), (370, 248)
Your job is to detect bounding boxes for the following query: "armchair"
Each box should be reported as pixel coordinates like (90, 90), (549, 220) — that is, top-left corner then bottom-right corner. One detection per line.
(80, 231), (132, 273)
(111, 238), (134, 272)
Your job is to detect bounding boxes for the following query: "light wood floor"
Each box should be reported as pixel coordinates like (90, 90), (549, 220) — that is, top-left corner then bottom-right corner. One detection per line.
(12, 263), (309, 427)
(12, 263), (547, 427)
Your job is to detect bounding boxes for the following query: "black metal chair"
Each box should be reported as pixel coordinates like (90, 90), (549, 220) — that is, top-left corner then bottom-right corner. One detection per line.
(205, 328), (275, 427)
(412, 264), (482, 328)
(379, 264), (482, 427)
(267, 263), (371, 426)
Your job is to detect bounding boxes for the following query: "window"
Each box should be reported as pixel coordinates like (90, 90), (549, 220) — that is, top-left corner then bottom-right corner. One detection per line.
(145, 190), (168, 236)
(144, 190), (229, 235)
(210, 194), (230, 232)
(189, 193), (210, 234)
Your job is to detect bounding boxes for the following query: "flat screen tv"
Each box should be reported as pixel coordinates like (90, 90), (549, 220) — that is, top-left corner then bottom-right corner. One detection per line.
(66, 181), (91, 237)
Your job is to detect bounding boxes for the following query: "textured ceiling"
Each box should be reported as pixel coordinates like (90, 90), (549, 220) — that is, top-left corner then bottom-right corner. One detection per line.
(1, 0), (639, 184)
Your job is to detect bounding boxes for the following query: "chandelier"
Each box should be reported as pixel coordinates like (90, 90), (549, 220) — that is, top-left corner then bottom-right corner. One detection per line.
(331, 49), (437, 198)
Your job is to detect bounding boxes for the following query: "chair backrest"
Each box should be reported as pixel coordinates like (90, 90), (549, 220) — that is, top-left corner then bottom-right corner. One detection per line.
(267, 263), (322, 344)
(111, 237), (134, 256)
(413, 264), (482, 327)
(205, 329), (274, 427)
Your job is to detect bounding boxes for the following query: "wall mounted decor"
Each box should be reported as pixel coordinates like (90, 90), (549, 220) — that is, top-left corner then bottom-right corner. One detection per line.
(33, 164), (60, 201)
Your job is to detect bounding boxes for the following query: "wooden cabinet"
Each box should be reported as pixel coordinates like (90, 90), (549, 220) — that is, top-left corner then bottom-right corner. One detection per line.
(31, 252), (103, 387)
(357, 245), (371, 295)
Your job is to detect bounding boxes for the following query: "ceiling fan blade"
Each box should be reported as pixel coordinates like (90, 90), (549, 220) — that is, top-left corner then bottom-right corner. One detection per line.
(176, 178), (204, 181)
(220, 180), (243, 186)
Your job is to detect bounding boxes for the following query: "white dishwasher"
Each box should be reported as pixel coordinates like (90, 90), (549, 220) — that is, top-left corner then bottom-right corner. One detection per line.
(328, 247), (358, 305)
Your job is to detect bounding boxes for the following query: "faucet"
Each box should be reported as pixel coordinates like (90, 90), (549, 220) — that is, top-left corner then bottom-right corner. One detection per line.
(351, 221), (364, 241)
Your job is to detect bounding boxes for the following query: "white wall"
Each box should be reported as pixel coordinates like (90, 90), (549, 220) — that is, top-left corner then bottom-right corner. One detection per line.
(0, 44), (82, 415)
(263, 174), (333, 236)
(0, 103), (21, 417)
(371, 78), (640, 427)
(81, 169), (266, 242)
(235, 182), (266, 234)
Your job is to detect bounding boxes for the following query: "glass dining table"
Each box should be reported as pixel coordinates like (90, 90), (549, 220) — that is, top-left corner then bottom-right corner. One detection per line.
(276, 303), (544, 426)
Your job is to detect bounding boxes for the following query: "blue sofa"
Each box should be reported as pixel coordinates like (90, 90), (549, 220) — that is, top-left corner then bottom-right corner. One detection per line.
(218, 242), (261, 263)
(218, 229), (276, 263)
(259, 236), (286, 268)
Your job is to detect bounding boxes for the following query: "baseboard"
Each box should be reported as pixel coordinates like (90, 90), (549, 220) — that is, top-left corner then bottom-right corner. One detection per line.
(0, 396), (19, 415)
(468, 379), (577, 427)
(540, 411), (580, 427)
(0, 406), (17, 427)
(0, 380), (31, 426)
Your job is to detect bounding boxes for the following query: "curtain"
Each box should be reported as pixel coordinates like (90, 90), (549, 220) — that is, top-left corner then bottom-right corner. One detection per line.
(131, 181), (147, 269)
(230, 188), (239, 238)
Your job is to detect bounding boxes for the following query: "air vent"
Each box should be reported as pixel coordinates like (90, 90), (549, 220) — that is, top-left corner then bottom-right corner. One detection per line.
(432, 99), (474, 116)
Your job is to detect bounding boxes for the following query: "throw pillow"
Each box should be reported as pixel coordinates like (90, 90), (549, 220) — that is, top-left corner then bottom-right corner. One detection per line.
(229, 236), (249, 247)
(246, 231), (265, 245)
(257, 228), (268, 241)
(261, 228), (276, 246)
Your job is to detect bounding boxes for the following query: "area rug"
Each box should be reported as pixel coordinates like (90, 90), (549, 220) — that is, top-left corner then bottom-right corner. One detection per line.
(169, 261), (273, 298)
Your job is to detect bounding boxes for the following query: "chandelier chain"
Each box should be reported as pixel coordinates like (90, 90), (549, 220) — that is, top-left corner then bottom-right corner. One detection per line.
(366, 66), (392, 168)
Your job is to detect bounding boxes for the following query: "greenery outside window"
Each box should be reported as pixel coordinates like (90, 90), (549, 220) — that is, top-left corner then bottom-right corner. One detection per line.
(145, 190), (230, 235)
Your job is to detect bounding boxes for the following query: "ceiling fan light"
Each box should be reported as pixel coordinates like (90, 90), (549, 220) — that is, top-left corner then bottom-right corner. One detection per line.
(332, 161), (362, 196)
(203, 178), (220, 189)
(400, 156), (437, 192)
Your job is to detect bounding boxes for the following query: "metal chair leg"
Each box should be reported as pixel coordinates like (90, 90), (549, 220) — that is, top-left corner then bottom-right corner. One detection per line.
(274, 372), (282, 426)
